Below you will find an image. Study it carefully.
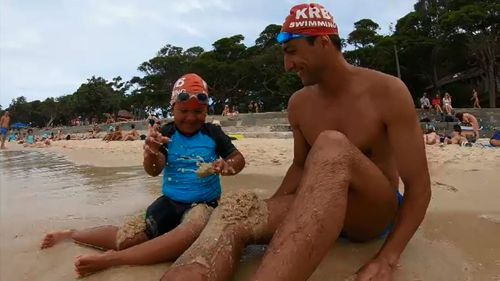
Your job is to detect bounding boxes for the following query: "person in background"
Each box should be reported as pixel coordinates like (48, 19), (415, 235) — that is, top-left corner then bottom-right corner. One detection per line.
(489, 131), (500, 147)
(442, 92), (453, 115)
(1, 111), (11, 149)
(471, 89), (481, 108)
(455, 112), (480, 141)
(419, 93), (431, 111)
(431, 94), (443, 114)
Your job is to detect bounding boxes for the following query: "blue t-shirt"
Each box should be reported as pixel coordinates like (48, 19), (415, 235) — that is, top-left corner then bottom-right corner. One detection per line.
(159, 123), (236, 203)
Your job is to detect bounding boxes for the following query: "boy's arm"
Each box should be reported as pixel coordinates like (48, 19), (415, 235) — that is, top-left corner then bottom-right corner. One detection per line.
(215, 150), (245, 176)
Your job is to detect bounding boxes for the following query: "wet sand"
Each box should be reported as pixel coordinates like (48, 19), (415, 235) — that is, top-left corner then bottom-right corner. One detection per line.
(1, 139), (499, 280)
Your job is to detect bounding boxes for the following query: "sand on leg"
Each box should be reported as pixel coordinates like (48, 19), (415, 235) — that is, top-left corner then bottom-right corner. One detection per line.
(73, 204), (213, 276)
(160, 194), (293, 281)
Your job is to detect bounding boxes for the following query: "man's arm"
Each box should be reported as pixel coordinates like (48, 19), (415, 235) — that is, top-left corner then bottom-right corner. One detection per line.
(272, 92), (310, 198)
(377, 80), (431, 265)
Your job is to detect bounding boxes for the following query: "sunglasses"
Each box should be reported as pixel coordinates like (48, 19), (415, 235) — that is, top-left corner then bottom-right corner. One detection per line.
(176, 92), (208, 104)
(276, 32), (307, 44)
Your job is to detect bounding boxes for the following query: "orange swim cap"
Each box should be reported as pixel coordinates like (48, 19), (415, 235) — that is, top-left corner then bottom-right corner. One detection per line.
(171, 73), (209, 106)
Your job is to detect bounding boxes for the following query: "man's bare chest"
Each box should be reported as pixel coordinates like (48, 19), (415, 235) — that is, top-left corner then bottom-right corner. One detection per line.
(299, 106), (384, 155)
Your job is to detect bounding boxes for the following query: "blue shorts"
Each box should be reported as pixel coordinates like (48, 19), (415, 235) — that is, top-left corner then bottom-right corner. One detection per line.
(144, 195), (218, 239)
(340, 191), (404, 240)
(1, 128), (7, 138)
(491, 131), (500, 141)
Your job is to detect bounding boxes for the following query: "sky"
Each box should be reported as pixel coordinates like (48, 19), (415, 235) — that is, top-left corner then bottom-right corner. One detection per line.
(0, 0), (416, 109)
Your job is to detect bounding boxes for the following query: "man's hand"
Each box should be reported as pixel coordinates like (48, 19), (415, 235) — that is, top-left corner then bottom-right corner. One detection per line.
(354, 257), (396, 281)
(212, 159), (236, 176)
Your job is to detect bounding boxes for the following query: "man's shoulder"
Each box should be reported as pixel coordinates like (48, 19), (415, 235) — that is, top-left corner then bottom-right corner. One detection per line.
(288, 87), (312, 110)
(357, 67), (409, 101)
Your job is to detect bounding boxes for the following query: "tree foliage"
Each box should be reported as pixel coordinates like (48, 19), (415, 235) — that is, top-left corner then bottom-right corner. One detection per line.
(6, 0), (498, 126)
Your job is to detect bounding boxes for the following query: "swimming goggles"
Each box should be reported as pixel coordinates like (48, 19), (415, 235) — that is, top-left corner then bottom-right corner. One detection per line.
(276, 32), (307, 44)
(176, 92), (208, 104)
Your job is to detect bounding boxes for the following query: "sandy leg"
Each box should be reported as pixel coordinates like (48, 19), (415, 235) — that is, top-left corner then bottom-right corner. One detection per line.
(74, 250), (117, 277)
(40, 230), (75, 249)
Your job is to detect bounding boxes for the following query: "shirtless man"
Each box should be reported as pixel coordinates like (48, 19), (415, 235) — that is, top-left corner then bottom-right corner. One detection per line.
(455, 112), (480, 140)
(1, 111), (11, 149)
(161, 3), (431, 281)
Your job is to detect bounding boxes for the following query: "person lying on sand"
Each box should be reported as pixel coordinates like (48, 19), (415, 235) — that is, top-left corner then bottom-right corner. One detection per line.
(490, 131), (500, 147)
(159, 4), (430, 281)
(423, 127), (440, 145)
(40, 73), (246, 277)
(445, 125), (471, 146)
(122, 124), (140, 141)
(102, 125), (123, 141)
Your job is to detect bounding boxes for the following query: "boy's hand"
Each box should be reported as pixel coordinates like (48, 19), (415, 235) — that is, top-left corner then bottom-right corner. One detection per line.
(144, 131), (169, 156)
(213, 159), (236, 176)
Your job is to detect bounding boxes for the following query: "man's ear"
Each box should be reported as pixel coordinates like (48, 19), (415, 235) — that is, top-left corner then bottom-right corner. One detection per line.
(319, 35), (331, 48)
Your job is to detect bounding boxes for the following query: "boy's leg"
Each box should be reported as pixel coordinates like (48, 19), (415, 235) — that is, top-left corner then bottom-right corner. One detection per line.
(74, 204), (214, 276)
(41, 225), (148, 251)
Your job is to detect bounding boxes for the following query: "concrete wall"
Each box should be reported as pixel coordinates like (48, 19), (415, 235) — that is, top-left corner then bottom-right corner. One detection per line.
(27, 109), (499, 138)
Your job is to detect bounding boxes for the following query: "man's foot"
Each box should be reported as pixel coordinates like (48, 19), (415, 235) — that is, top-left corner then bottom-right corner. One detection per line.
(40, 230), (74, 249)
(74, 250), (117, 277)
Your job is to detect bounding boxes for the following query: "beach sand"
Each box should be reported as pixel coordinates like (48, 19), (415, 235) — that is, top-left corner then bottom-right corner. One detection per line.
(1, 139), (499, 281)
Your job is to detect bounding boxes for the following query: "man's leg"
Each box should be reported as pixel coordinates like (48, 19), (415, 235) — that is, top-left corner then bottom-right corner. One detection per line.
(251, 131), (398, 281)
(162, 131), (398, 281)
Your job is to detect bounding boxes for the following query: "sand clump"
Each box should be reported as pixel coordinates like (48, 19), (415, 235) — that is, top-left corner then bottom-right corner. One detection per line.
(181, 204), (214, 225)
(196, 162), (216, 178)
(219, 191), (268, 237)
(115, 210), (146, 249)
(172, 191), (268, 278)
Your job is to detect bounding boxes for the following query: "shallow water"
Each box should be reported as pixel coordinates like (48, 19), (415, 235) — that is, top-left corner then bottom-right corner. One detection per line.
(0, 151), (163, 281)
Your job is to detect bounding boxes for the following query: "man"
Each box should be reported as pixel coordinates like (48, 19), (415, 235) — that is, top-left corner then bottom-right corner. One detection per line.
(419, 93), (431, 110)
(455, 112), (480, 141)
(1, 111), (11, 149)
(162, 3), (431, 281)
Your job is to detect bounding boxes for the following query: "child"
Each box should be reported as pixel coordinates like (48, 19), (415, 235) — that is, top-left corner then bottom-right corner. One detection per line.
(40, 73), (246, 277)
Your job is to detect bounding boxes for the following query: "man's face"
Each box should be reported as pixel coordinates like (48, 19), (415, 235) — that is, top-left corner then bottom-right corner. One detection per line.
(282, 37), (326, 86)
(173, 101), (207, 136)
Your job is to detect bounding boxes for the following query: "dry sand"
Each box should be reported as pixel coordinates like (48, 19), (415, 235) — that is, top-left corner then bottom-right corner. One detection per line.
(1, 139), (499, 280)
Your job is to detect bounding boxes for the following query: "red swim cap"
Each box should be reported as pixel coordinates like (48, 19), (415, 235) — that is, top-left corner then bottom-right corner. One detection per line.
(280, 3), (338, 36)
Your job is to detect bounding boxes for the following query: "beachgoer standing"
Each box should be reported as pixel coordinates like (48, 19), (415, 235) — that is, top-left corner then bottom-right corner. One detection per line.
(1, 111), (11, 149)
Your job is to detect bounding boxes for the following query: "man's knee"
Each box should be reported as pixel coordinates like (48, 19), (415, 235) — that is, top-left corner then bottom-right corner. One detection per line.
(314, 130), (350, 149)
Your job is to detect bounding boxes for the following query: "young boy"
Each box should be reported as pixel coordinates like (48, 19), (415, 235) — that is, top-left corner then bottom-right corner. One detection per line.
(40, 73), (246, 277)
